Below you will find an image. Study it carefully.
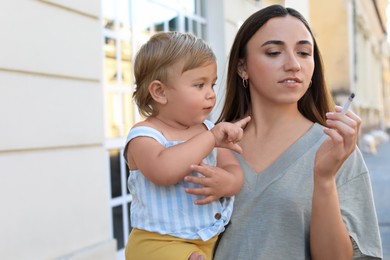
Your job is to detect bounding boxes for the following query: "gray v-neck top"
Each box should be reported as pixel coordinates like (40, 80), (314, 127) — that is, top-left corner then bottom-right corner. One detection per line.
(214, 123), (382, 259)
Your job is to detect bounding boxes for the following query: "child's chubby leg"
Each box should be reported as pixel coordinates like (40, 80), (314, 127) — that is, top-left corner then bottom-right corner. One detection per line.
(125, 228), (217, 260)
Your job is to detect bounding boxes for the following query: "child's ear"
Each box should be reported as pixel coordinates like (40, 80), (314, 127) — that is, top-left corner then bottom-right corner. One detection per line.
(148, 80), (167, 104)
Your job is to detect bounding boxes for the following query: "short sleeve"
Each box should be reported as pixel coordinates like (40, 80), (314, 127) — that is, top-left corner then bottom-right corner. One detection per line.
(203, 119), (215, 130)
(123, 126), (167, 163)
(337, 149), (383, 259)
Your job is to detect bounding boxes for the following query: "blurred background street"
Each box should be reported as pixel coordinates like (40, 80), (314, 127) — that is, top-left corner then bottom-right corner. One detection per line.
(363, 137), (390, 259)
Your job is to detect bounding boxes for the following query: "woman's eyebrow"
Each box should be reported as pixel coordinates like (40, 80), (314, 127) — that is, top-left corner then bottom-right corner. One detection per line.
(297, 40), (313, 46)
(261, 40), (313, 47)
(261, 40), (283, 47)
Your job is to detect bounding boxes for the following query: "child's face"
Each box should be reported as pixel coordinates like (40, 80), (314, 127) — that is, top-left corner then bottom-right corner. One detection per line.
(164, 61), (217, 127)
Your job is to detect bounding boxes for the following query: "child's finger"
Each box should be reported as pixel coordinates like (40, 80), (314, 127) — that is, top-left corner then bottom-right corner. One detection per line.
(234, 116), (251, 129)
(226, 143), (243, 154)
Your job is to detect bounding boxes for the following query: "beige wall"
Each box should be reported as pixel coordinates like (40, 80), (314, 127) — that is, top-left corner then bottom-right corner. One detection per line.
(310, 0), (350, 95)
(0, 0), (115, 259)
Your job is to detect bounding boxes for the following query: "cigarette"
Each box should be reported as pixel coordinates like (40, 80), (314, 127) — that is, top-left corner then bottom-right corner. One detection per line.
(342, 93), (355, 113)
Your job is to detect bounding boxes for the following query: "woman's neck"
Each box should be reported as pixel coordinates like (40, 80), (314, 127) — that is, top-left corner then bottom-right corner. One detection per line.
(240, 105), (313, 173)
(246, 104), (311, 137)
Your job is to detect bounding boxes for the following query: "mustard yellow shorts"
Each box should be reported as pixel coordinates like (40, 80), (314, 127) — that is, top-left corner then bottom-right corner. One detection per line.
(125, 228), (218, 260)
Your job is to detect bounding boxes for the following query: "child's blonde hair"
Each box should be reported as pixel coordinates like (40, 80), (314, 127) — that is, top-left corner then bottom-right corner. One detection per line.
(133, 32), (216, 117)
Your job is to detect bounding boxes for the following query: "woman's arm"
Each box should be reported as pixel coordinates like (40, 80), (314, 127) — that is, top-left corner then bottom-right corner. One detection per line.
(310, 107), (361, 259)
(311, 173), (353, 259)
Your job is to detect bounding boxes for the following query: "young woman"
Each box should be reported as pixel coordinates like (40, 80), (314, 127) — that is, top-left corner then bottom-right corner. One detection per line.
(187, 5), (382, 259)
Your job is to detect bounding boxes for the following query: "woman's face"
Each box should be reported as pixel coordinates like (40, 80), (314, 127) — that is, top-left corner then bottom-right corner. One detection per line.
(240, 15), (315, 106)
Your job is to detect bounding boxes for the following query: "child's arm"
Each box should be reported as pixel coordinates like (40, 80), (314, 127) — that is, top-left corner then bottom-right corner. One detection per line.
(127, 117), (250, 186)
(128, 130), (215, 186)
(184, 148), (243, 205)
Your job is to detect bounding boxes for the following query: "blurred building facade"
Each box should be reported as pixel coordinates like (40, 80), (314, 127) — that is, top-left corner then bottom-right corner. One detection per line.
(310, 0), (390, 134)
(0, 0), (388, 259)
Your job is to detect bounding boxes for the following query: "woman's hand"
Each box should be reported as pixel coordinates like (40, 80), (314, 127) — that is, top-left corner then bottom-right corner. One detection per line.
(188, 252), (204, 260)
(184, 162), (236, 205)
(314, 106), (361, 180)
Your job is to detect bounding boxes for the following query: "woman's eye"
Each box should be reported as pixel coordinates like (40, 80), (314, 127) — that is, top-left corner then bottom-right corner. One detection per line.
(297, 51), (311, 57)
(266, 51), (280, 57)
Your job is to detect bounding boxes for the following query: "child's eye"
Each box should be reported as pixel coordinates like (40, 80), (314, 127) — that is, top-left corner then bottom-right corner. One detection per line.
(195, 83), (204, 89)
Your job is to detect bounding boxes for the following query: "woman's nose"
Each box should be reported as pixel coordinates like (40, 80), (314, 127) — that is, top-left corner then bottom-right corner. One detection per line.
(284, 53), (301, 72)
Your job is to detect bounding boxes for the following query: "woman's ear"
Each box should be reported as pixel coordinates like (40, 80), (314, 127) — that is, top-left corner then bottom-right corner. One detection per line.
(148, 80), (167, 105)
(237, 59), (247, 79)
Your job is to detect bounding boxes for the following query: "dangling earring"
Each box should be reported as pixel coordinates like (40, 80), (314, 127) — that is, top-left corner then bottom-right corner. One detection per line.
(242, 78), (249, 88)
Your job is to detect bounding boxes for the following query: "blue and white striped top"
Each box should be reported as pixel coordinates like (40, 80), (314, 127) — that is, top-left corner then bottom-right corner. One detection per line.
(123, 120), (234, 241)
